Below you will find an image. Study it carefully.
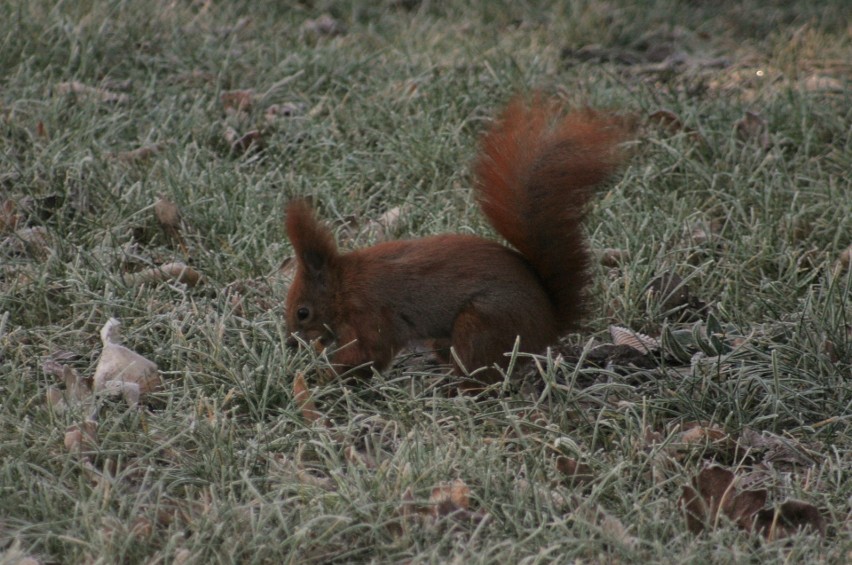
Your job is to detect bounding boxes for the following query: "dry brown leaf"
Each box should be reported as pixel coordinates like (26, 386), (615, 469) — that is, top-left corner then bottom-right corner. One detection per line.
(1, 199), (23, 232)
(343, 445), (378, 469)
(735, 111), (770, 150)
(154, 194), (181, 230)
(754, 499), (826, 539)
(301, 14), (346, 36)
(293, 372), (324, 425)
(172, 549), (192, 565)
(679, 465), (767, 535)
(1, 540), (43, 565)
(686, 218), (723, 249)
(598, 247), (630, 267)
(737, 428), (817, 467)
(264, 102), (304, 124)
(221, 89), (256, 113)
(646, 109), (707, 144)
(2, 226), (51, 258)
(64, 420), (98, 453)
(269, 453), (336, 490)
(44, 360), (93, 413)
(101, 515), (154, 543)
(167, 70), (216, 86)
(225, 276), (278, 316)
(610, 325), (660, 353)
(801, 75), (843, 93)
(112, 144), (162, 163)
(123, 262), (203, 288)
(647, 109), (684, 134)
(646, 272), (690, 311)
(363, 205), (410, 242)
(836, 244), (851, 272)
(93, 318), (161, 407)
(429, 479), (470, 518)
(153, 194), (188, 252)
(400, 486), (418, 522)
(677, 421), (728, 445)
(555, 456), (595, 487)
(598, 510), (640, 549)
(280, 256), (296, 278)
(669, 421), (736, 462)
(224, 126), (263, 154)
(56, 81), (129, 104)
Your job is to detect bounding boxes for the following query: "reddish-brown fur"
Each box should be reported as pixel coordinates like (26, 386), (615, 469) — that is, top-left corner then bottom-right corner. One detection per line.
(285, 97), (626, 384)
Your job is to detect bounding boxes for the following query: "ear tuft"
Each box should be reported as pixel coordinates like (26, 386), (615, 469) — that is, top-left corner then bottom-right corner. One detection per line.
(285, 200), (338, 275)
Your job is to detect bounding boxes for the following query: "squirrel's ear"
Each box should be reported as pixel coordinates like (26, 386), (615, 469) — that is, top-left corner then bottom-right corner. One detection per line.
(286, 200), (338, 277)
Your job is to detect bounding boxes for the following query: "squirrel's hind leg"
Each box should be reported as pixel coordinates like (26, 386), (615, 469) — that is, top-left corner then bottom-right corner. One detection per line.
(449, 302), (556, 390)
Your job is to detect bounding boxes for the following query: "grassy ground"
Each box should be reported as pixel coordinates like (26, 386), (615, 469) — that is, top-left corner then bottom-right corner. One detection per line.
(1, 1), (850, 563)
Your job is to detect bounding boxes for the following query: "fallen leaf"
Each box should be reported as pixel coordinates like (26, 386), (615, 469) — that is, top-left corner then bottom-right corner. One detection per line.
(2, 226), (51, 257)
(737, 428), (817, 467)
(224, 276), (278, 316)
(221, 89), (256, 113)
(343, 445), (378, 469)
(153, 194), (180, 230)
(646, 272), (690, 312)
(735, 111), (770, 150)
(801, 75), (843, 93)
(153, 194), (187, 252)
(598, 510), (640, 549)
(269, 453), (336, 490)
(293, 372), (324, 425)
(111, 144), (162, 163)
(123, 262), (203, 287)
(430, 479), (470, 517)
(676, 421), (728, 445)
(0, 540), (43, 565)
(400, 486), (418, 522)
(101, 515), (154, 543)
(679, 465), (767, 534)
(64, 420), (98, 453)
(686, 219), (723, 248)
(610, 325), (660, 353)
(55, 81), (129, 104)
(836, 244), (851, 273)
(224, 126), (263, 154)
(264, 102), (305, 124)
(301, 14), (346, 37)
(645, 272), (707, 322)
(93, 318), (161, 407)
(362, 205), (410, 242)
(44, 360), (93, 413)
(598, 247), (630, 267)
(754, 499), (826, 539)
(0, 199), (23, 232)
(647, 109), (684, 134)
(555, 456), (595, 487)
(167, 70), (216, 86)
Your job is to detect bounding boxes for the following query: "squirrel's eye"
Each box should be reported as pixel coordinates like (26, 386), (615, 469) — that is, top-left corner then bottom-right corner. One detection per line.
(296, 307), (310, 321)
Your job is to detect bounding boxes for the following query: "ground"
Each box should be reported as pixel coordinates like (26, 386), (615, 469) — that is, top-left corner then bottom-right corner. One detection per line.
(1, 1), (850, 563)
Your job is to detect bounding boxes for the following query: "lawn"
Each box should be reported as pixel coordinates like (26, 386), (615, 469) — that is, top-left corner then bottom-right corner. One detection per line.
(1, 1), (850, 563)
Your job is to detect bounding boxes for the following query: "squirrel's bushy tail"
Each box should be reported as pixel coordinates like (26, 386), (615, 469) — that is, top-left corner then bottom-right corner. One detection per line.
(472, 97), (626, 331)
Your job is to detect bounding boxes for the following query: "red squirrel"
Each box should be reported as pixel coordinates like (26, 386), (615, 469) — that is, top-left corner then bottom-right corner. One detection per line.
(284, 97), (626, 384)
